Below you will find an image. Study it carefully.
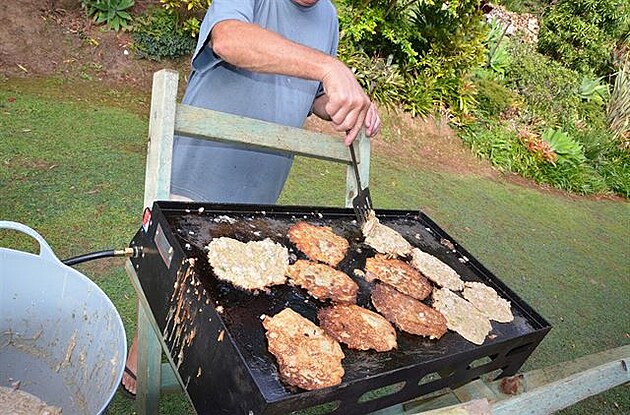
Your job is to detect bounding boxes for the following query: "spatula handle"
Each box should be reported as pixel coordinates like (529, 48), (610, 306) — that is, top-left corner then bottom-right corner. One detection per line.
(349, 142), (363, 191)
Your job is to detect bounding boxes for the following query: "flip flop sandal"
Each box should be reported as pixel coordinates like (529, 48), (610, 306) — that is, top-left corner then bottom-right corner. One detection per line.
(119, 366), (137, 400)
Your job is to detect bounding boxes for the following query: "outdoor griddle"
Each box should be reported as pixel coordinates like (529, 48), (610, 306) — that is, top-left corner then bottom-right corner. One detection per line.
(129, 201), (551, 415)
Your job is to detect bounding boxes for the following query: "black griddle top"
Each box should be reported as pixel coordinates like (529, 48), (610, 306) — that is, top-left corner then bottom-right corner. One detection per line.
(130, 201), (551, 415)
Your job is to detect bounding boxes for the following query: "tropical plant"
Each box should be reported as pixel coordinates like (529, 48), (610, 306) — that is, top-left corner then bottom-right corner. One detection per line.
(339, 45), (406, 109)
(462, 121), (540, 173)
(541, 127), (586, 166)
(461, 121), (613, 195)
(518, 129), (557, 164)
(401, 75), (436, 117)
(81, 0), (134, 32)
(160, 0), (210, 11)
(182, 16), (202, 37)
(578, 75), (610, 106)
(485, 17), (511, 77)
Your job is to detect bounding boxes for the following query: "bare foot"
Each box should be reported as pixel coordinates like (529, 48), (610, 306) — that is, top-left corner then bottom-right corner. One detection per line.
(121, 333), (138, 397)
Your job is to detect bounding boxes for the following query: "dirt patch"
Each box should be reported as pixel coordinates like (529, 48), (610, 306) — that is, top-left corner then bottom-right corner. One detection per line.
(75, 256), (126, 279)
(0, 0), (174, 91)
(6, 155), (59, 171)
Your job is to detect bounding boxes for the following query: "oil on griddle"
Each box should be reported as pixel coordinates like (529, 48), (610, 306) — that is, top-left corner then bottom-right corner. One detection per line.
(167, 208), (538, 391)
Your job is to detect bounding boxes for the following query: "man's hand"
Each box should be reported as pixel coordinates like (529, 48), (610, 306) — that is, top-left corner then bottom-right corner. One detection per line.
(321, 60), (373, 145)
(364, 103), (381, 138)
(312, 94), (381, 145)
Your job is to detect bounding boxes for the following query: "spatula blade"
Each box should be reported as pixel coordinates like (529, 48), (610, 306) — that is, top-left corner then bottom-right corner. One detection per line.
(349, 142), (373, 226)
(352, 186), (373, 226)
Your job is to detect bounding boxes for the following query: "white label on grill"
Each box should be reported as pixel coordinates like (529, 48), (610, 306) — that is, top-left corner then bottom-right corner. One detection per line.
(155, 224), (173, 268)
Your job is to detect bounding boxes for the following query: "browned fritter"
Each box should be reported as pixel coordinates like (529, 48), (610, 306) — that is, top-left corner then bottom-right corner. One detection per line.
(371, 283), (447, 340)
(287, 260), (358, 304)
(262, 308), (345, 390)
(365, 254), (432, 300)
(318, 304), (397, 352)
(287, 222), (349, 267)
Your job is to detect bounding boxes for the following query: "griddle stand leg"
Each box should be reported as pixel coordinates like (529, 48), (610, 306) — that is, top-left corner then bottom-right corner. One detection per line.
(137, 300), (162, 414)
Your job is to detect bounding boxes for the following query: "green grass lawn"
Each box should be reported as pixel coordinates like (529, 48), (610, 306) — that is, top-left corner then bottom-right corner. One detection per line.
(1, 78), (628, 414)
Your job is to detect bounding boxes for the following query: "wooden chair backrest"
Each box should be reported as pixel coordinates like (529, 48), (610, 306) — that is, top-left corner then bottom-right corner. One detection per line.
(143, 69), (371, 209)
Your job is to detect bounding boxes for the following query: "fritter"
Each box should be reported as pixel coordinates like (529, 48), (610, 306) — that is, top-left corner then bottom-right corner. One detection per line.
(262, 308), (345, 390)
(432, 288), (492, 345)
(371, 283), (447, 339)
(365, 254), (432, 300)
(287, 260), (358, 304)
(288, 222), (349, 267)
(362, 211), (412, 257)
(206, 237), (288, 290)
(462, 282), (513, 323)
(410, 248), (464, 291)
(318, 304), (397, 351)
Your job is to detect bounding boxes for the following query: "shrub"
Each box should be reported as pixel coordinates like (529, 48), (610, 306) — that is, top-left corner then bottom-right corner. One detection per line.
(596, 149), (630, 197)
(497, 0), (547, 16)
(535, 162), (610, 195)
(474, 78), (514, 117)
(462, 121), (540, 172)
(537, 0), (629, 75)
(461, 121), (620, 195)
(159, 0), (210, 37)
(570, 126), (630, 196)
(132, 7), (196, 61)
(337, 0), (487, 114)
(504, 43), (581, 125)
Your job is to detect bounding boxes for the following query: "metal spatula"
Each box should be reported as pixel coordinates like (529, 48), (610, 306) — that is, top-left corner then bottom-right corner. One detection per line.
(349, 142), (373, 225)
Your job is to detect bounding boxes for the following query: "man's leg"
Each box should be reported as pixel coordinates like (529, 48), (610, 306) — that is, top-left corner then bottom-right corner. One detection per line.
(121, 332), (138, 396)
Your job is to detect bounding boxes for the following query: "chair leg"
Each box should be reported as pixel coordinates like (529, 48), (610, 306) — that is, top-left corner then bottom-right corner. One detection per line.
(136, 303), (163, 415)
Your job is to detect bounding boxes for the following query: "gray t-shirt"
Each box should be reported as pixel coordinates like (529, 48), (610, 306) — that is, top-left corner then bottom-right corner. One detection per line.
(171, 0), (339, 203)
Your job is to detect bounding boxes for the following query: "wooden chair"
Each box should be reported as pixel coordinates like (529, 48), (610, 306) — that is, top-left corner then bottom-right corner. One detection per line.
(125, 68), (371, 414)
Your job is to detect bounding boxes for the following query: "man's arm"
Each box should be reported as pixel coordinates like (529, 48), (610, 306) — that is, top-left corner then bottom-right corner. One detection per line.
(211, 19), (374, 144)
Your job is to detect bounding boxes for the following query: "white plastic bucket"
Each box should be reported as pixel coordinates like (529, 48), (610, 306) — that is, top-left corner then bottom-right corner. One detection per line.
(0, 221), (127, 414)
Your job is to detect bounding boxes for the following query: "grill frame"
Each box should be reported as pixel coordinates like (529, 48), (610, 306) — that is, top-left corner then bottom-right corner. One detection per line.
(129, 201), (551, 415)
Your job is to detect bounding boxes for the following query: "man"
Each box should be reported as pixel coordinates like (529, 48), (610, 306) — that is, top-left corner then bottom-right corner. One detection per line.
(122, 0), (380, 397)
